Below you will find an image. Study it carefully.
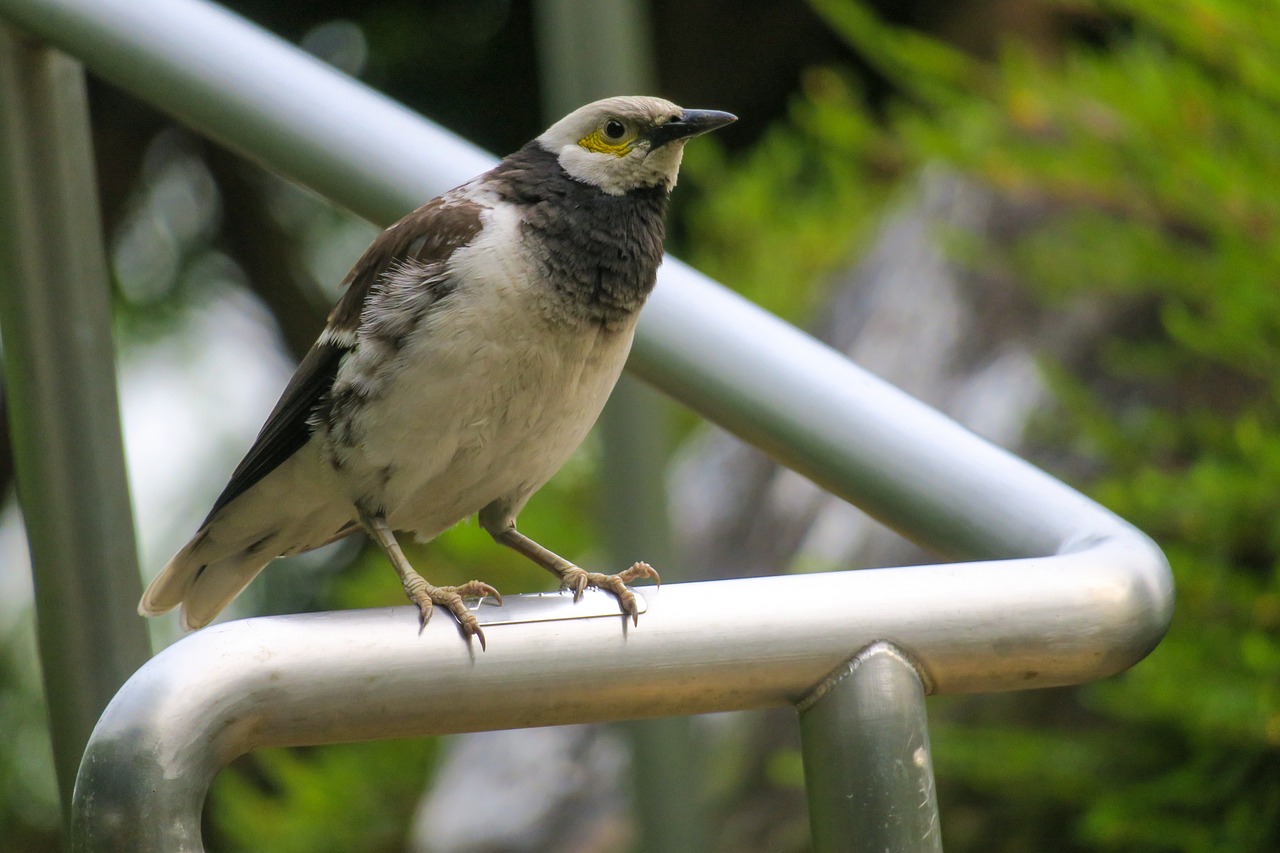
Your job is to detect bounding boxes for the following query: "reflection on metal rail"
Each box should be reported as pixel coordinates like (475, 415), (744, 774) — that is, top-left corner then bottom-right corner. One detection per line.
(0, 0), (1174, 851)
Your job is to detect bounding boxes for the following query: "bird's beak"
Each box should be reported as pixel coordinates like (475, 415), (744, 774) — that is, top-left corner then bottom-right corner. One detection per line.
(648, 109), (737, 149)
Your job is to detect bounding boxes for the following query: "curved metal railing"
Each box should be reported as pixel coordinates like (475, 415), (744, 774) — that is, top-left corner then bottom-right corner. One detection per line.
(0, 1), (1173, 850)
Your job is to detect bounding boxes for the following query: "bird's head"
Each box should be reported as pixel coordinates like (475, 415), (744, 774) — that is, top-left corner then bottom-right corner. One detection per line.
(537, 96), (736, 196)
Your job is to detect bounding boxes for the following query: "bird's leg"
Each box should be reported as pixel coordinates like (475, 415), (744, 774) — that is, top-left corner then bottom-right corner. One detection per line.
(481, 513), (659, 626)
(358, 510), (501, 649)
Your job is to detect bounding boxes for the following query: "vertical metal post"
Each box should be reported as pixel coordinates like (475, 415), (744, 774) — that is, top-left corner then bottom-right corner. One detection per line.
(600, 378), (708, 852)
(532, 0), (657, 108)
(533, 3), (706, 851)
(0, 26), (152, 820)
(798, 642), (943, 853)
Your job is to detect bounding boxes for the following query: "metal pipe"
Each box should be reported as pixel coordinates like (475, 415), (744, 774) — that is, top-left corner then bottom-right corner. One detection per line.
(598, 381), (705, 853)
(799, 643), (942, 853)
(74, 536), (1163, 851)
(0, 0), (490, 227)
(0, 25), (152, 817)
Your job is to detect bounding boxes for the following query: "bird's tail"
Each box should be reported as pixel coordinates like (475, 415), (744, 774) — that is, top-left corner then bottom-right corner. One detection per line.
(140, 444), (355, 630)
(138, 529), (272, 631)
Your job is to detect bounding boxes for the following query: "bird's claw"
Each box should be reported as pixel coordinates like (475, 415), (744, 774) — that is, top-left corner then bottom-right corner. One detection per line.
(561, 561), (660, 626)
(409, 581), (503, 651)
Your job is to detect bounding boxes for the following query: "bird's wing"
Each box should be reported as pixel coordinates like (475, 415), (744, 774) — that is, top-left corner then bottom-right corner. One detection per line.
(202, 194), (488, 524)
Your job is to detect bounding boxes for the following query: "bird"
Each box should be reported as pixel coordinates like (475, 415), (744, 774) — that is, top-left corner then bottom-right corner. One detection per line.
(138, 96), (736, 649)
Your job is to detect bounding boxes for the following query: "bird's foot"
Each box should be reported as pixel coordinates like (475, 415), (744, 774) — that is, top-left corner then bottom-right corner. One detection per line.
(405, 579), (502, 650)
(560, 562), (660, 626)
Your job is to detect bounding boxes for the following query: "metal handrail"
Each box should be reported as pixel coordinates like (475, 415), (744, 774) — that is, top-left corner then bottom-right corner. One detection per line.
(0, 0), (1173, 850)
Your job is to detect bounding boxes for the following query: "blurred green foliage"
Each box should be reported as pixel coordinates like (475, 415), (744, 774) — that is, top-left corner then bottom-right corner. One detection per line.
(682, 0), (1280, 849)
(0, 614), (60, 853)
(213, 738), (438, 853)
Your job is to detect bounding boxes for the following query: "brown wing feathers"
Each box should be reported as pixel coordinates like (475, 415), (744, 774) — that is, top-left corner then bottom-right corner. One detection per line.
(201, 196), (486, 525)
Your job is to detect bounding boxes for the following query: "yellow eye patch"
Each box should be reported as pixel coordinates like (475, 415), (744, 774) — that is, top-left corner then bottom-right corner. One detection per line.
(577, 128), (633, 156)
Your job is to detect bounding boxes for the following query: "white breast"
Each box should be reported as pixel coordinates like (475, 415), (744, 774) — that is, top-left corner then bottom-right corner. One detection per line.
(328, 202), (637, 539)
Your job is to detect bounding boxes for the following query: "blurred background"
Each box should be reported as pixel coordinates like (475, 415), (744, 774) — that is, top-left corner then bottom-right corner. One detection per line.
(2, 0), (1278, 850)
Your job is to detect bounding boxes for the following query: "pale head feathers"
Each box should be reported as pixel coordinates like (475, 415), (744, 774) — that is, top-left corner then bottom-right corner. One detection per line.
(538, 96), (721, 196)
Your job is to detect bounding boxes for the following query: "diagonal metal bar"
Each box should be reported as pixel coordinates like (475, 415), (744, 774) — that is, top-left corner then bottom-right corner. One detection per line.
(0, 0), (1128, 565)
(0, 0), (1174, 851)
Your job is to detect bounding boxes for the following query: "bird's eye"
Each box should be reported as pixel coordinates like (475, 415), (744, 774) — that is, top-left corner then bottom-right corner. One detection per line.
(603, 119), (626, 140)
